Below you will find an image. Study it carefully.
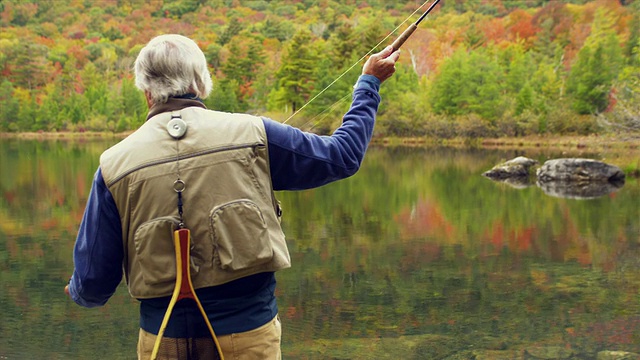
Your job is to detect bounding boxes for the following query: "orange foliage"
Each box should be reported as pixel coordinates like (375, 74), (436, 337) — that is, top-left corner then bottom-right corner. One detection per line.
(507, 10), (540, 48)
(34, 36), (55, 47)
(481, 18), (508, 44)
(489, 222), (504, 249)
(394, 197), (455, 241)
(67, 45), (90, 68)
(405, 29), (439, 77)
(511, 226), (535, 251)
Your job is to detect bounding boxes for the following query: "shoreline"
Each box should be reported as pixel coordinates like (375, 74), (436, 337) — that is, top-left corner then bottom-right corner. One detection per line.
(372, 134), (640, 151)
(2, 131), (639, 176)
(3, 131), (639, 146)
(0, 131), (131, 140)
(3, 131), (639, 152)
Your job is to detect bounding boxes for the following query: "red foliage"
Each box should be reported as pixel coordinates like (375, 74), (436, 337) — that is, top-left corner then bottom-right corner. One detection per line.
(34, 36), (55, 47)
(481, 18), (508, 44)
(394, 197), (455, 241)
(74, 73), (84, 94)
(67, 45), (90, 68)
(532, 1), (571, 41)
(507, 10), (540, 47)
(605, 87), (617, 112)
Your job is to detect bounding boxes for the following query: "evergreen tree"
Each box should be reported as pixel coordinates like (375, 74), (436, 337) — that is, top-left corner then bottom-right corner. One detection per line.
(120, 76), (147, 129)
(515, 81), (534, 115)
(206, 78), (241, 113)
(624, 12), (639, 66)
(430, 49), (468, 116)
(0, 80), (19, 132)
(14, 88), (37, 131)
(218, 18), (243, 46)
(430, 48), (504, 120)
(567, 8), (622, 114)
(38, 83), (64, 131)
(465, 50), (505, 120)
(505, 46), (534, 94)
(221, 39), (265, 109)
(274, 30), (319, 114)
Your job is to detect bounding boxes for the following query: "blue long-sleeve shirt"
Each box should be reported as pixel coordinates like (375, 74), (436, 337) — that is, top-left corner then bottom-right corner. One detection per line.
(68, 75), (381, 337)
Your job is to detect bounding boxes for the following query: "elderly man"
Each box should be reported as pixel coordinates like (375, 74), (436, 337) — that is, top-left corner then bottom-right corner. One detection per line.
(65, 34), (399, 359)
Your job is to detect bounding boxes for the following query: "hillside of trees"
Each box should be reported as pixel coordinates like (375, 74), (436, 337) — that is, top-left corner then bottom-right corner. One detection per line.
(0, 0), (639, 138)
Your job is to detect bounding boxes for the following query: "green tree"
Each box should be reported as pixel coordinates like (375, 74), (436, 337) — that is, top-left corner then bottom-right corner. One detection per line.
(258, 17), (295, 42)
(14, 88), (38, 131)
(273, 30), (319, 114)
(160, 0), (202, 18)
(81, 62), (110, 118)
(515, 81), (534, 115)
(429, 48), (505, 120)
(465, 50), (505, 120)
(221, 39), (265, 109)
(38, 82), (65, 131)
(429, 49), (468, 116)
(205, 78), (241, 113)
(505, 45), (534, 94)
(217, 18), (243, 46)
(624, 12), (639, 66)
(0, 80), (19, 132)
(566, 9), (622, 114)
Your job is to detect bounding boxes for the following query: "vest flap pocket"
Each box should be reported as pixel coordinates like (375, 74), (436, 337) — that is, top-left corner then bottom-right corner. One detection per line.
(210, 200), (273, 271)
(134, 217), (180, 287)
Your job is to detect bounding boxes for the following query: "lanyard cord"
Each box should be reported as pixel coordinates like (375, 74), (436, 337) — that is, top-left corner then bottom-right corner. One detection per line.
(168, 111), (187, 228)
(151, 113), (225, 359)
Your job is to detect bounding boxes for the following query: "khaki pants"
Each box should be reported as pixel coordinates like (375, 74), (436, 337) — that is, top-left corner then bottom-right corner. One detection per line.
(137, 315), (282, 360)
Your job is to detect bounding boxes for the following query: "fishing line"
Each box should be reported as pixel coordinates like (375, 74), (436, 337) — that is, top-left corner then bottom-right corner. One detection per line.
(283, 0), (436, 125)
(306, 92), (352, 131)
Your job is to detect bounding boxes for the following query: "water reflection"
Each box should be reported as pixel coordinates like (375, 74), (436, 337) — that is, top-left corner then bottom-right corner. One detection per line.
(537, 179), (625, 199)
(1, 140), (639, 359)
(485, 176), (625, 199)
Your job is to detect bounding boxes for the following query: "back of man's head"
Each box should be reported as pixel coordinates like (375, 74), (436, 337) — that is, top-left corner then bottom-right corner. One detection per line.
(135, 34), (213, 105)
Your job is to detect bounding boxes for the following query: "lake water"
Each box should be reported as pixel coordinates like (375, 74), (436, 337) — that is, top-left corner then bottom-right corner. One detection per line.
(1, 138), (638, 359)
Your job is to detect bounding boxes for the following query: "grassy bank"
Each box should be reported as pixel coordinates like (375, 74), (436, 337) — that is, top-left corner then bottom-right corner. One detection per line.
(0, 131), (129, 140)
(374, 134), (640, 150)
(4, 132), (639, 176)
(376, 134), (640, 177)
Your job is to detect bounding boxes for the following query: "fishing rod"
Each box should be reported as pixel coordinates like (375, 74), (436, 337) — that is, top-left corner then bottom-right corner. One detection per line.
(390, 0), (441, 52)
(283, 0), (442, 125)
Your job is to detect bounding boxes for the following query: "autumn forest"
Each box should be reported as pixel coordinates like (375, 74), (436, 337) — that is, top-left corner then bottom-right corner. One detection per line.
(0, 0), (639, 138)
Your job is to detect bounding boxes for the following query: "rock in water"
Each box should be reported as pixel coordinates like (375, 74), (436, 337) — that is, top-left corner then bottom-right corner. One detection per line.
(482, 156), (539, 180)
(536, 158), (626, 183)
(596, 350), (640, 360)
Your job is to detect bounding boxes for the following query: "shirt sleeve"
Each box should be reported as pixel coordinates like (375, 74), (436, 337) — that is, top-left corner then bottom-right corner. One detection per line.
(264, 74), (381, 191)
(68, 168), (124, 308)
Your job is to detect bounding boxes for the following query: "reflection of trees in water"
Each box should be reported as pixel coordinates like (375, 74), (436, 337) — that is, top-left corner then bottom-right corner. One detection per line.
(2, 143), (640, 357)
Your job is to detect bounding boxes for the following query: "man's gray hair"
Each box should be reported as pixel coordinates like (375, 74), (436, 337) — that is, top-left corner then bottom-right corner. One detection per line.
(134, 34), (213, 104)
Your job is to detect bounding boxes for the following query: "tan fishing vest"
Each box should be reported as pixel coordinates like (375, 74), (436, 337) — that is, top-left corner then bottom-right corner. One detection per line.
(100, 106), (291, 299)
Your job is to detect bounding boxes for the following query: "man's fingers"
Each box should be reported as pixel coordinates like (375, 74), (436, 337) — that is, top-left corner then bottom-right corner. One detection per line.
(380, 45), (395, 58)
(362, 45), (401, 82)
(388, 49), (401, 62)
(376, 45), (398, 60)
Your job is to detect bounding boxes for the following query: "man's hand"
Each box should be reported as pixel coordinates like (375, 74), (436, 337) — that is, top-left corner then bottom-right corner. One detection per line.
(64, 284), (70, 296)
(362, 45), (401, 83)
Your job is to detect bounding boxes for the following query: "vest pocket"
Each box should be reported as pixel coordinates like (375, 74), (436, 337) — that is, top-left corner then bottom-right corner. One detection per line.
(210, 200), (273, 271)
(134, 217), (180, 286)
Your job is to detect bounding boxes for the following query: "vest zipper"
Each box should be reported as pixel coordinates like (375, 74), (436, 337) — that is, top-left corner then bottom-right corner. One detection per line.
(107, 142), (264, 187)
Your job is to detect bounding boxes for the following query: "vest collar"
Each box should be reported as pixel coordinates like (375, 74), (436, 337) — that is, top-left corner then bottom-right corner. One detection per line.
(147, 97), (207, 120)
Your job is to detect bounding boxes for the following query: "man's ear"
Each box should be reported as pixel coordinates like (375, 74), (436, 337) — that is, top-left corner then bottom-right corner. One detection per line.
(145, 91), (153, 108)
